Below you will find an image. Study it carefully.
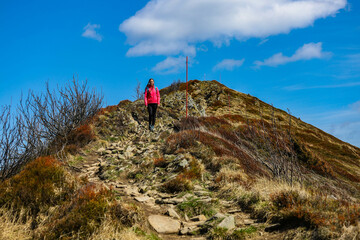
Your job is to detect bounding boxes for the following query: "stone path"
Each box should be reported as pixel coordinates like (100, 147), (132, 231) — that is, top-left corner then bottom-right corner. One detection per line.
(74, 120), (282, 239)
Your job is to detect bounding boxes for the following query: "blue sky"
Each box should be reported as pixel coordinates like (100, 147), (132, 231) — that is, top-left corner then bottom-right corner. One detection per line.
(0, 0), (359, 147)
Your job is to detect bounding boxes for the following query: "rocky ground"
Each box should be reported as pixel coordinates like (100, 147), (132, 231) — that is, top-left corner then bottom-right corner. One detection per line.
(69, 116), (285, 240)
(65, 80), (360, 239)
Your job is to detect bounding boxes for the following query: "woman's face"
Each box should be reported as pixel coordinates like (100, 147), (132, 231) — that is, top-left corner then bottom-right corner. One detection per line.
(149, 79), (154, 86)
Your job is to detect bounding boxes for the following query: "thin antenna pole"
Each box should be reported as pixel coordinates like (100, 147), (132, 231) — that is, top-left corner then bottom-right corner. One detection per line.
(228, 90), (231, 111)
(186, 56), (188, 118)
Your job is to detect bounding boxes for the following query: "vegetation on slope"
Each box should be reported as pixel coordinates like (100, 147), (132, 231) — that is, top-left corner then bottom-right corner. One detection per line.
(1, 79), (359, 239)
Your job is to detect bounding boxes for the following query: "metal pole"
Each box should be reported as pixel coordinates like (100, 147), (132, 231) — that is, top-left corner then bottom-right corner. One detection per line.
(228, 90), (231, 111)
(186, 56), (188, 118)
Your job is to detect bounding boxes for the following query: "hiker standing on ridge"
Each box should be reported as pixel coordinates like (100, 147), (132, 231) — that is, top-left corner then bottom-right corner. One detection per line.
(144, 78), (160, 131)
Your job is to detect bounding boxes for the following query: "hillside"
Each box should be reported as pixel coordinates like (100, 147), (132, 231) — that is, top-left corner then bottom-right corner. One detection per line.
(0, 80), (359, 240)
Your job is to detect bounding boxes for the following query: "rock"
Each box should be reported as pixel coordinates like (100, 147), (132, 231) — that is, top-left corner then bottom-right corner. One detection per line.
(198, 198), (212, 203)
(148, 215), (181, 234)
(96, 147), (105, 154)
(180, 227), (190, 235)
(87, 166), (98, 172)
(182, 193), (194, 200)
(184, 221), (206, 227)
(179, 159), (189, 168)
(166, 208), (181, 219)
(184, 213), (190, 222)
(217, 216), (235, 230)
(134, 196), (151, 202)
(207, 213), (226, 222)
(139, 186), (147, 193)
(124, 186), (139, 196)
(227, 209), (242, 214)
(174, 154), (185, 162)
(191, 215), (207, 222)
(91, 162), (99, 167)
(157, 192), (177, 199)
(265, 223), (282, 232)
(244, 219), (255, 225)
(220, 200), (233, 207)
(180, 226), (200, 235)
(124, 151), (134, 159)
(155, 198), (184, 205)
(194, 191), (209, 197)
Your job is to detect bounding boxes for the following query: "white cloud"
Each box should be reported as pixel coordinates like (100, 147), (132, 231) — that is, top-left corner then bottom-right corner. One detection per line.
(258, 39), (269, 46)
(152, 56), (187, 74)
(82, 23), (103, 42)
(284, 81), (360, 90)
(213, 59), (245, 71)
(350, 100), (360, 113)
(119, 0), (346, 57)
(254, 42), (332, 67)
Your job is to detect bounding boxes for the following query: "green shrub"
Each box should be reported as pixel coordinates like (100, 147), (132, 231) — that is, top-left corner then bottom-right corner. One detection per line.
(177, 196), (216, 218)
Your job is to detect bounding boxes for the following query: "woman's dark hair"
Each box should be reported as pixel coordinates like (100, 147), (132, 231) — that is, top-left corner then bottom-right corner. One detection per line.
(147, 78), (154, 87)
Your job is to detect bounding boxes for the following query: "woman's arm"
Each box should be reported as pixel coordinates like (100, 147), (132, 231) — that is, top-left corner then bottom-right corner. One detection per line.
(144, 89), (148, 106)
(157, 87), (160, 105)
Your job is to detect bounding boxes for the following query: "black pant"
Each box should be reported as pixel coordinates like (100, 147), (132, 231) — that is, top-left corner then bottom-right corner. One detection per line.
(147, 103), (158, 126)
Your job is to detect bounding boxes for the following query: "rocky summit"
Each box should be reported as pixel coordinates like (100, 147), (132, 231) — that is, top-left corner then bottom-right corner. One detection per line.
(1, 80), (359, 240)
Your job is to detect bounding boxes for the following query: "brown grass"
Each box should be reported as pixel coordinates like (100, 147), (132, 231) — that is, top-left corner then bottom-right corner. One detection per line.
(161, 175), (194, 193)
(0, 208), (32, 240)
(0, 156), (74, 219)
(153, 157), (169, 168)
(39, 183), (112, 239)
(166, 129), (268, 178)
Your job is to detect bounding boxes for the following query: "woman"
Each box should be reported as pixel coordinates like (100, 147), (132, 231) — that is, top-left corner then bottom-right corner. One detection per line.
(144, 78), (160, 131)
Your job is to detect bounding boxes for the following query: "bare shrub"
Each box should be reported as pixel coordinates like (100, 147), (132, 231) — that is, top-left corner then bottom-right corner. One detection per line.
(133, 80), (144, 101)
(0, 76), (103, 180)
(236, 104), (303, 185)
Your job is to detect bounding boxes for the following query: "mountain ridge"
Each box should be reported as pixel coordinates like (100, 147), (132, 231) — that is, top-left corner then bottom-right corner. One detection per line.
(1, 79), (359, 239)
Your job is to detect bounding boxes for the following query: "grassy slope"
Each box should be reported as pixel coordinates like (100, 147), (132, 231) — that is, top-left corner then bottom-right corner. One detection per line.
(161, 80), (360, 198)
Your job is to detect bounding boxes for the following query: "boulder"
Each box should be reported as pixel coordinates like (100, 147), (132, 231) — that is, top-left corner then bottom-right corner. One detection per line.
(134, 196), (151, 202)
(191, 215), (207, 222)
(166, 208), (181, 219)
(217, 216), (235, 230)
(148, 215), (181, 234)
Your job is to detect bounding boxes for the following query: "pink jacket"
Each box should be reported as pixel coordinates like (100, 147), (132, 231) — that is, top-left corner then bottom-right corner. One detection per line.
(144, 86), (160, 106)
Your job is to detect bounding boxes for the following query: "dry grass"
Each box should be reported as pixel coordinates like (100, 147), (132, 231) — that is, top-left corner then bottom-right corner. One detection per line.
(161, 175), (194, 193)
(87, 222), (145, 240)
(218, 177), (360, 238)
(0, 208), (32, 240)
(215, 167), (249, 185)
